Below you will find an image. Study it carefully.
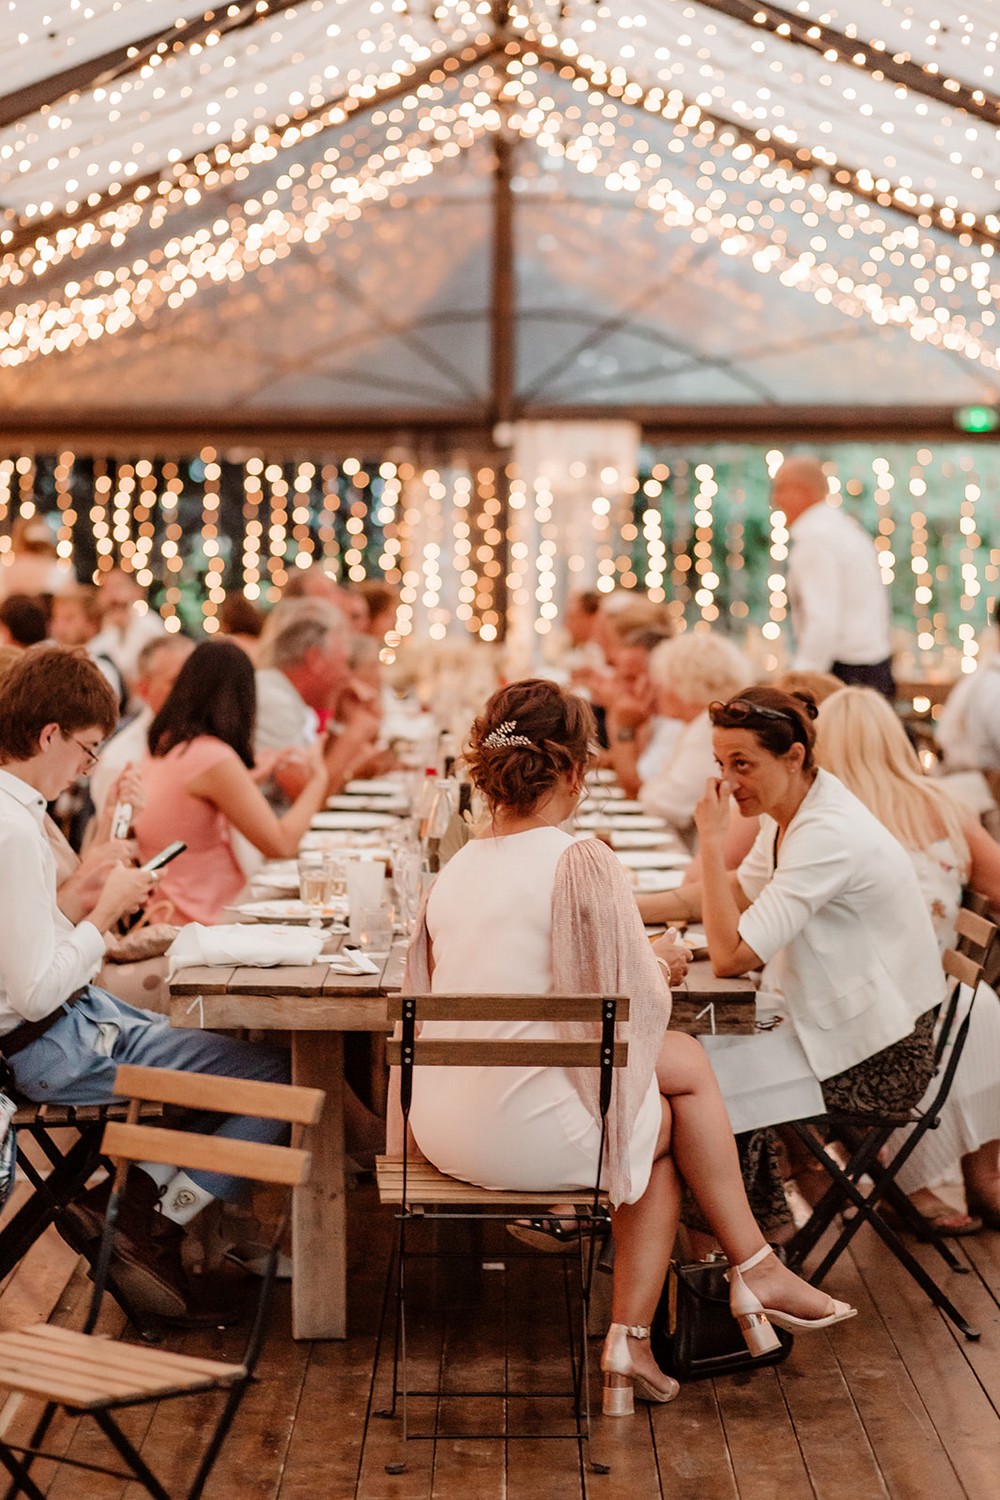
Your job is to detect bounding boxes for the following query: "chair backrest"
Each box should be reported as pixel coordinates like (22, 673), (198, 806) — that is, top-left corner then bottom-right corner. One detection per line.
(933, 909), (997, 1078)
(386, 993), (630, 1073)
(388, 993), (629, 1213)
(100, 1065), (325, 1189)
(942, 907), (996, 992)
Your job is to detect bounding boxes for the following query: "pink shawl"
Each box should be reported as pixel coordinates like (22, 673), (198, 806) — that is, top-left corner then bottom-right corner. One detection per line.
(399, 835), (671, 1206)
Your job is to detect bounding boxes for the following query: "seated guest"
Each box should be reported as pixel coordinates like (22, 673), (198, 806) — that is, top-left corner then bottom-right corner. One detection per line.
(639, 633), (751, 833)
(90, 634), (194, 821)
(603, 628), (675, 799)
(817, 687), (1000, 1233)
(355, 579), (399, 640)
(255, 597), (381, 806)
(0, 515), (71, 600)
(218, 593), (265, 659)
(133, 640), (329, 925)
(937, 599), (1000, 774)
(50, 587), (126, 709)
(90, 567), (165, 693)
(282, 567), (370, 634)
(0, 593), (48, 649)
(0, 645), (294, 1323)
(403, 679), (854, 1418)
(639, 687), (944, 1239)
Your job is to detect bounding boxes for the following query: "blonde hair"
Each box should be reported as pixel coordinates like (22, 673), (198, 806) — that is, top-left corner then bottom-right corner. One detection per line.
(816, 688), (969, 861)
(648, 631), (752, 710)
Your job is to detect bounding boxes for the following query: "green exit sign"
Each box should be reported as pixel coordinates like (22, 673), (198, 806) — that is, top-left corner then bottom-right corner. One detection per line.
(954, 404), (1000, 433)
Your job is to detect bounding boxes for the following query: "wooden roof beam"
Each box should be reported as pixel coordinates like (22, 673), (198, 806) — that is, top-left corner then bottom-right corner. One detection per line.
(0, 2), (293, 133)
(689, 0), (1000, 127)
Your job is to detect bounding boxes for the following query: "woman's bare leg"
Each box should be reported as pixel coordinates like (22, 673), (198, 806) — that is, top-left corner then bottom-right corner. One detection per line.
(656, 1032), (842, 1320)
(610, 1101), (678, 1328)
(605, 1100), (679, 1395)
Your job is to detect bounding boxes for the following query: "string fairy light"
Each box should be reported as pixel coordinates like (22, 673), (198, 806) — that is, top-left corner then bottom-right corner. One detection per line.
(200, 449), (225, 632)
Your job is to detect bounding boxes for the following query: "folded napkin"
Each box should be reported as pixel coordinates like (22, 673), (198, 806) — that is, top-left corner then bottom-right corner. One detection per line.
(167, 924), (326, 977)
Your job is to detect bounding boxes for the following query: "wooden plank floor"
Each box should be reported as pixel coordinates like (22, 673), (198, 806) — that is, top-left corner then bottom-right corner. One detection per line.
(1, 1181), (999, 1500)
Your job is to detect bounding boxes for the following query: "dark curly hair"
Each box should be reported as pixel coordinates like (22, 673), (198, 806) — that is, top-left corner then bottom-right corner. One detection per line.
(708, 684), (819, 771)
(465, 678), (596, 814)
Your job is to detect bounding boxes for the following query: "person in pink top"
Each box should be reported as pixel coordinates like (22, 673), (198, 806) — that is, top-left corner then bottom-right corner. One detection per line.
(133, 640), (328, 924)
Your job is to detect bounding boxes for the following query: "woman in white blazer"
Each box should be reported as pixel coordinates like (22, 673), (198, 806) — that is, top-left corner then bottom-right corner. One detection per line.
(640, 685), (944, 1232)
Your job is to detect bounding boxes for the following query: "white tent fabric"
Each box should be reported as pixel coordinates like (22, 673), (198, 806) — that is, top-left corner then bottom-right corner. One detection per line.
(0, 1), (998, 415)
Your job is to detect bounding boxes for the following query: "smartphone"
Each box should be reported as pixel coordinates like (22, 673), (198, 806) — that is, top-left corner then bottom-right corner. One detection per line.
(140, 840), (187, 873)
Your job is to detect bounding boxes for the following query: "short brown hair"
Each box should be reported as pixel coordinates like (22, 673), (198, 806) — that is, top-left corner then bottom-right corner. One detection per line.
(0, 645), (118, 761)
(465, 678), (595, 814)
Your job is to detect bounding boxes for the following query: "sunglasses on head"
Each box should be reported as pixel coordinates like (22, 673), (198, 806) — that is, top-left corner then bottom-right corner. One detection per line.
(708, 698), (798, 728)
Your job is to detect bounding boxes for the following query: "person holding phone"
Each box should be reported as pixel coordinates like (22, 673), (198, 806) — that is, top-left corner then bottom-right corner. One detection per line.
(0, 646), (299, 1325)
(133, 639), (329, 924)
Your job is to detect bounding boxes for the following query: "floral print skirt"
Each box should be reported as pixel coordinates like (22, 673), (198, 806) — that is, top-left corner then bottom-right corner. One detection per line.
(683, 1009), (938, 1234)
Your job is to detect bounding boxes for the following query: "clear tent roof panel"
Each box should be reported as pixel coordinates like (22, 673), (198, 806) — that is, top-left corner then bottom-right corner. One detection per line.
(0, 2), (999, 416)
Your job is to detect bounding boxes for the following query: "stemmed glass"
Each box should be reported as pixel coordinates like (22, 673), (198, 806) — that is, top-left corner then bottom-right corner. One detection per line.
(393, 849), (426, 937)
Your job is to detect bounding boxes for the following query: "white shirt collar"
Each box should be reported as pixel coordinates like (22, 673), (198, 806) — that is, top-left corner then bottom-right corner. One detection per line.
(0, 767), (47, 826)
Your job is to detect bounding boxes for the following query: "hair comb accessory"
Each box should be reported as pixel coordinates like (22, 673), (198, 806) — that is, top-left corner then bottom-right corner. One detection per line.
(482, 720), (535, 750)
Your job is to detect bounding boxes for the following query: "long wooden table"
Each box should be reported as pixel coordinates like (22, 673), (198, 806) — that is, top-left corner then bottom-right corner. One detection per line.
(169, 941), (755, 1340)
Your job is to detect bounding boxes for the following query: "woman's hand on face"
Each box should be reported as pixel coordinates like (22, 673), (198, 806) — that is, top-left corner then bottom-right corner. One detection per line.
(694, 775), (733, 844)
(651, 927), (692, 987)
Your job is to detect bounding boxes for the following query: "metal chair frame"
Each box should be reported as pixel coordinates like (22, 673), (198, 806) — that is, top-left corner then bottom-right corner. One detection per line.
(374, 992), (627, 1475)
(784, 909), (997, 1341)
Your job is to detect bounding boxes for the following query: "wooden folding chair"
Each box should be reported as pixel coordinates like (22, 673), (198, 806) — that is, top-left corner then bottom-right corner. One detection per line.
(0, 1098), (165, 1286)
(0, 1064), (324, 1500)
(784, 908), (998, 1340)
(374, 992), (627, 1474)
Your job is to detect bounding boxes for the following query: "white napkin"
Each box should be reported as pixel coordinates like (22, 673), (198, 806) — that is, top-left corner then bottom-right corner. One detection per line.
(167, 924), (326, 977)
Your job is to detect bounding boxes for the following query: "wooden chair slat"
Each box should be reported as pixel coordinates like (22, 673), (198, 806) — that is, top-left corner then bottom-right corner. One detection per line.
(955, 907), (997, 952)
(112, 1065), (324, 1125)
(101, 1123), (311, 1187)
(376, 1156), (608, 1208)
(386, 1039), (629, 1069)
(387, 993), (629, 1022)
(0, 1343), (192, 1399)
(28, 1324), (241, 1379)
(942, 948), (983, 990)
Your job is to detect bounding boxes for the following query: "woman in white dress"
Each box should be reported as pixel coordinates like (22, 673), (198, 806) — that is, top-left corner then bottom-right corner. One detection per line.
(404, 678), (854, 1419)
(816, 687), (1000, 1232)
(640, 686), (946, 1234)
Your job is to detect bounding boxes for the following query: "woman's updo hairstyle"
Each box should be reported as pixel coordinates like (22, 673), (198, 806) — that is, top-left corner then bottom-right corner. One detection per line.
(465, 678), (596, 814)
(708, 684), (819, 770)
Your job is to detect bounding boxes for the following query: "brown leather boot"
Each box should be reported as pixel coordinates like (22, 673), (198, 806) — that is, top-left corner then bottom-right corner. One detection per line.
(106, 1172), (190, 1319)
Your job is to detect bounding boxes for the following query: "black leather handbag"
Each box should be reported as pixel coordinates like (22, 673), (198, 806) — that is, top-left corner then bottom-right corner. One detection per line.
(650, 1255), (793, 1381)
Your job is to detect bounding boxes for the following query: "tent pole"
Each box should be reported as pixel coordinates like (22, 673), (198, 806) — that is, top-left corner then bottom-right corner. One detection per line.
(489, 129), (515, 640)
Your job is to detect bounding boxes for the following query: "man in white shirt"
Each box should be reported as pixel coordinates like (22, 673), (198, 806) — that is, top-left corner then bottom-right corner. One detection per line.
(0, 646), (291, 1324)
(937, 600), (1000, 772)
(89, 568), (166, 693)
(89, 634), (194, 819)
(255, 597), (381, 807)
(773, 456), (895, 697)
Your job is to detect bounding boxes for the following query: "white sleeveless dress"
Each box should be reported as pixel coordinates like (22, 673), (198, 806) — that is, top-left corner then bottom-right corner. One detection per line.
(891, 838), (1000, 1193)
(407, 827), (662, 1205)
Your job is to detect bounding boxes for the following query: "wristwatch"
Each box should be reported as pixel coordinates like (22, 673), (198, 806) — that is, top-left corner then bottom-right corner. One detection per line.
(615, 726), (637, 743)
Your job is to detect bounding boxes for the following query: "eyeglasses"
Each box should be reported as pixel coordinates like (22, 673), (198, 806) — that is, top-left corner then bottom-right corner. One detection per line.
(63, 732), (102, 771)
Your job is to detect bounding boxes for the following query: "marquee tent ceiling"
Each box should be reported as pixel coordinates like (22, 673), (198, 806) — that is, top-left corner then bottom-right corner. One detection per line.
(1, 0), (999, 435)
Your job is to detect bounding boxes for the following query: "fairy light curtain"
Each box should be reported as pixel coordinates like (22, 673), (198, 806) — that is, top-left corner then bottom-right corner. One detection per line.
(0, 441), (997, 675)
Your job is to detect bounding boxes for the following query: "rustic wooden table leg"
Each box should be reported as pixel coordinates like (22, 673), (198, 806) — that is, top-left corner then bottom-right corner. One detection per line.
(291, 1031), (346, 1339)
